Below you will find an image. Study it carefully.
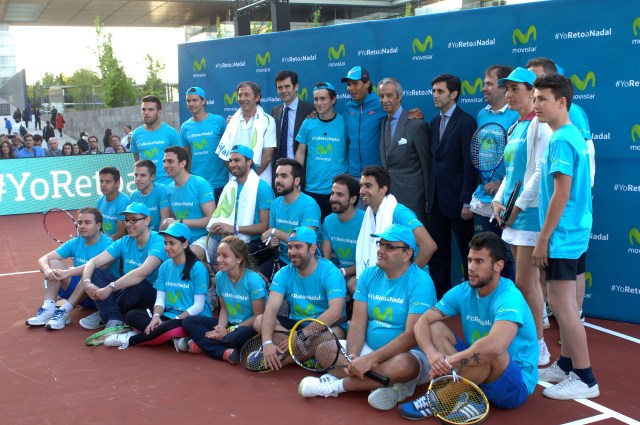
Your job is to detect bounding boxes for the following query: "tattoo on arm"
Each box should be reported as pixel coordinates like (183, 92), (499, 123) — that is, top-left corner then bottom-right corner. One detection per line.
(472, 353), (481, 364)
(460, 358), (469, 369)
(430, 306), (448, 318)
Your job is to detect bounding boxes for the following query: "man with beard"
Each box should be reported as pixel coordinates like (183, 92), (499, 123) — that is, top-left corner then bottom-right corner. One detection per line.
(321, 174), (364, 296)
(254, 227), (346, 371)
(129, 160), (171, 232)
(130, 95), (186, 185)
(261, 158), (321, 269)
(399, 232), (537, 419)
(207, 145), (274, 261)
(96, 167), (130, 240)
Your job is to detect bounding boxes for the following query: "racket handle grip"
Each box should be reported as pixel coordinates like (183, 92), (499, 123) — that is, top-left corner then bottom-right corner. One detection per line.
(365, 371), (390, 387)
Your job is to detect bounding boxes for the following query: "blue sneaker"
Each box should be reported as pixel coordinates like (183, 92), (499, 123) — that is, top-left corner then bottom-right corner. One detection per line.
(444, 393), (487, 423)
(398, 390), (438, 420)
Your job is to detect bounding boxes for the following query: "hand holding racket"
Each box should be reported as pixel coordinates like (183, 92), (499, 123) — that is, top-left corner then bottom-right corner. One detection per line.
(288, 318), (390, 386)
(470, 123), (508, 185)
(240, 330), (290, 372)
(499, 180), (522, 229)
(43, 208), (78, 244)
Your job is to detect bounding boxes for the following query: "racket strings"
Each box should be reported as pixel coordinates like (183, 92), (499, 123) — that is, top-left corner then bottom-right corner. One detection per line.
(430, 377), (488, 424)
(290, 322), (340, 370)
(44, 209), (78, 243)
(471, 125), (507, 172)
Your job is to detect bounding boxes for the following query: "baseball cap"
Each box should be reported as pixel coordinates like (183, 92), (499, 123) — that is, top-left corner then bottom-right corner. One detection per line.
(289, 227), (317, 245)
(120, 202), (151, 217)
(186, 86), (206, 99)
(498, 67), (536, 87)
(159, 222), (191, 241)
(313, 82), (336, 92)
(341, 66), (370, 83)
(230, 144), (257, 172)
(371, 224), (416, 251)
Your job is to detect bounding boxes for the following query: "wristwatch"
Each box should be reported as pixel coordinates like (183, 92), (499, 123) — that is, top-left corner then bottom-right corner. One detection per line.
(109, 282), (116, 291)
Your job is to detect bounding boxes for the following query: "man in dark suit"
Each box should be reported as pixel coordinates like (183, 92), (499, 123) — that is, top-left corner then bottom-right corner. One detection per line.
(428, 74), (478, 298)
(378, 77), (431, 225)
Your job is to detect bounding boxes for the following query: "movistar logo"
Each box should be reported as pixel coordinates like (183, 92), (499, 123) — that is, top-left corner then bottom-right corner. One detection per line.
(227, 303), (243, 316)
(167, 291), (181, 304)
(294, 303), (315, 317)
(336, 246), (353, 260)
(212, 187), (235, 219)
(194, 138), (208, 150)
(224, 92), (238, 106)
(103, 221), (114, 233)
(174, 210), (189, 220)
(193, 57), (206, 72)
(512, 25), (536, 46)
(412, 35), (433, 54)
(297, 87), (308, 101)
(631, 124), (640, 142)
(143, 147), (158, 158)
(328, 44), (346, 60)
(629, 228), (640, 246)
(256, 51), (271, 67)
(570, 72), (596, 91)
(461, 78), (483, 96)
(504, 147), (515, 164)
(372, 306), (393, 321)
(585, 271), (593, 288)
(633, 17), (640, 36)
(480, 137), (496, 151)
(471, 329), (489, 343)
(316, 144), (333, 155)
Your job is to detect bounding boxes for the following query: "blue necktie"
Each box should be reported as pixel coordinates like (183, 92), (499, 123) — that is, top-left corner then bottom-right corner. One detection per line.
(278, 106), (290, 159)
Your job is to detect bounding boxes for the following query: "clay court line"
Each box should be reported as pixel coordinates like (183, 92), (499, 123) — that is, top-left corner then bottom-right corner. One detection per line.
(561, 413), (613, 425)
(0, 270), (40, 277)
(584, 322), (640, 344)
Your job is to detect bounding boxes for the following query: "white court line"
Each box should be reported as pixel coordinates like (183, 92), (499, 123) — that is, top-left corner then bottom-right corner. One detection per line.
(538, 381), (640, 425)
(561, 413), (611, 425)
(585, 322), (640, 344)
(0, 270), (40, 277)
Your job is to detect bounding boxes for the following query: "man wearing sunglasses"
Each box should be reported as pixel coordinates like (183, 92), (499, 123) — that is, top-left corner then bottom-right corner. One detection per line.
(79, 202), (168, 329)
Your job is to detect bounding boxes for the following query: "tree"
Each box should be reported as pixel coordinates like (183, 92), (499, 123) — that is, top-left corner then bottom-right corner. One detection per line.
(312, 6), (322, 27)
(403, 3), (413, 17)
(68, 68), (102, 110)
(94, 16), (136, 107)
(141, 54), (166, 100)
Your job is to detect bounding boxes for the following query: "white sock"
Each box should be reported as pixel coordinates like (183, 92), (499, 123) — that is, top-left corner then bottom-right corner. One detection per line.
(42, 300), (56, 310)
(538, 338), (545, 348)
(61, 302), (73, 313)
(335, 379), (346, 394)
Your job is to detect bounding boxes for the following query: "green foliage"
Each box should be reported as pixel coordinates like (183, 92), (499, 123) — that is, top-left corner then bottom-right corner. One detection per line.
(251, 21), (272, 34)
(216, 16), (224, 39)
(312, 7), (322, 27)
(67, 68), (102, 110)
(94, 16), (136, 107)
(403, 3), (413, 17)
(141, 54), (166, 100)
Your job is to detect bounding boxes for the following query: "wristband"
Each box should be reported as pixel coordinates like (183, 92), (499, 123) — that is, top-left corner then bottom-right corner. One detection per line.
(270, 228), (276, 236)
(45, 268), (52, 276)
(262, 339), (273, 347)
(109, 281), (116, 291)
(83, 278), (92, 289)
(227, 325), (238, 334)
(340, 268), (346, 277)
(153, 313), (160, 318)
(234, 225), (239, 235)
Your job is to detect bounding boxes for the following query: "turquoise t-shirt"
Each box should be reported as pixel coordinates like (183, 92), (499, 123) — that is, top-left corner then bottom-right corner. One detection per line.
(295, 114), (348, 195)
(130, 123), (185, 185)
(502, 119), (540, 232)
(181, 114), (228, 190)
(321, 209), (365, 268)
(154, 259), (212, 319)
(129, 183), (168, 232)
(539, 124), (592, 259)
(476, 105), (519, 183)
(166, 175), (215, 242)
(354, 264), (436, 350)
(216, 269), (267, 324)
(436, 277), (538, 395)
(569, 104), (591, 141)
(56, 233), (120, 276)
(237, 180), (274, 241)
(106, 231), (168, 281)
(96, 192), (130, 238)
(269, 193), (321, 264)
(270, 258), (346, 321)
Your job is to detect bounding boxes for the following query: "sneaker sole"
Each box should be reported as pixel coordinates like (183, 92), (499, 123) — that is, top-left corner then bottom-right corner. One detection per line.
(368, 388), (399, 410)
(26, 321), (48, 327)
(45, 319), (71, 330)
(543, 387), (600, 400)
(79, 321), (106, 330)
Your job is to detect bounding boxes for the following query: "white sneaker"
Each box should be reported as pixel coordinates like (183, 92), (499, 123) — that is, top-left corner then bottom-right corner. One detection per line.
(104, 330), (136, 349)
(368, 377), (418, 410)
(105, 319), (125, 328)
(543, 372), (600, 400)
(538, 341), (551, 366)
(26, 307), (55, 326)
(79, 311), (105, 330)
(298, 376), (340, 398)
(539, 361), (569, 383)
(542, 309), (550, 329)
(45, 308), (71, 330)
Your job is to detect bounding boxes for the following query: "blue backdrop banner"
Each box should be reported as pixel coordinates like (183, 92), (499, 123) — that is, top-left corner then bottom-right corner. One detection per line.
(177, 0), (640, 324)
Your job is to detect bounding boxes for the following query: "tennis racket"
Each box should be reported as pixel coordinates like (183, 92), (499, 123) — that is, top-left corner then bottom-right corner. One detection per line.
(427, 370), (489, 424)
(470, 123), (508, 184)
(500, 180), (522, 229)
(43, 208), (78, 244)
(240, 330), (290, 372)
(288, 318), (390, 386)
(84, 325), (131, 346)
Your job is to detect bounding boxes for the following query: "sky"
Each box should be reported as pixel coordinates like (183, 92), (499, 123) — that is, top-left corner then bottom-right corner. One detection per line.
(9, 26), (185, 85)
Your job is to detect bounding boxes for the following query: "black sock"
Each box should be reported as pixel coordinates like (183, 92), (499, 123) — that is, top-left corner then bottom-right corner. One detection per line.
(573, 367), (597, 387)
(557, 355), (572, 374)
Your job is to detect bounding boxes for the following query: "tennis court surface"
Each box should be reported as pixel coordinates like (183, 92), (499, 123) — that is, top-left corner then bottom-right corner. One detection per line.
(1, 213), (638, 425)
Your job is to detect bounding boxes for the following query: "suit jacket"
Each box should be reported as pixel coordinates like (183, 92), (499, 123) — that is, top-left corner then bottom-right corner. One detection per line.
(271, 99), (315, 157)
(379, 109), (431, 224)
(428, 105), (478, 217)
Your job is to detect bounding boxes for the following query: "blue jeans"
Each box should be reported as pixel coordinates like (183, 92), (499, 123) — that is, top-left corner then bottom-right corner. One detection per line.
(91, 269), (157, 322)
(182, 315), (255, 360)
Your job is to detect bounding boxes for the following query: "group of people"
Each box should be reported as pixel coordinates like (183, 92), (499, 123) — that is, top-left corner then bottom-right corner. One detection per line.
(22, 57), (597, 419)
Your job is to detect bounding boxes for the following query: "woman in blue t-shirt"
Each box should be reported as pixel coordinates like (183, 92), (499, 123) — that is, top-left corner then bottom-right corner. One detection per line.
(182, 236), (268, 364)
(104, 222), (212, 349)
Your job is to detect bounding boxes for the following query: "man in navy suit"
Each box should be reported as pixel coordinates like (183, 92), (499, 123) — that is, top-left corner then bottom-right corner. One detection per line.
(427, 74), (478, 298)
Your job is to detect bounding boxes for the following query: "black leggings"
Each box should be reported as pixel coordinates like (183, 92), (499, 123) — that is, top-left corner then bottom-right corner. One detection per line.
(182, 315), (255, 360)
(126, 309), (188, 347)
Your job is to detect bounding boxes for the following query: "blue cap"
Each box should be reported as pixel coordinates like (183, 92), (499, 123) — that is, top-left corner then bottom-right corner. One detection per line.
(498, 67), (536, 87)
(313, 82), (336, 92)
(230, 144), (254, 162)
(289, 227), (317, 245)
(120, 202), (151, 217)
(341, 66), (370, 83)
(186, 86), (206, 99)
(371, 224), (416, 251)
(556, 63), (565, 76)
(159, 222), (191, 241)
